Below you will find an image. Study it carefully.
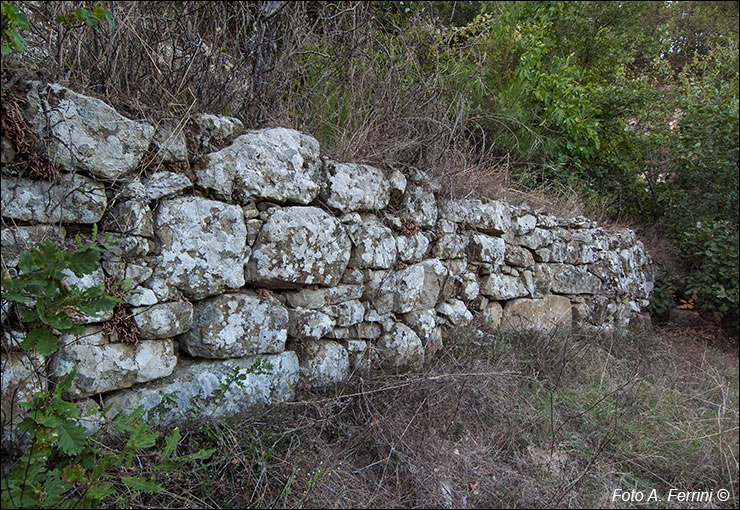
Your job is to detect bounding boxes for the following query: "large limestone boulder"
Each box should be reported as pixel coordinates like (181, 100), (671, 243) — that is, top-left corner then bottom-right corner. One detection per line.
(399, 184), (438, 228)
(480, 273), (530, 300)
(438, 199), (511, 235)
(467, 233), (505, 265)
(49, 327), (177, 399)
(285, 284), (364, 309)
(131, 301), (193, 339)
(394, 258), (448, 313)
(180, 293), (289, 358)
(195, 128), (321, 204)
(299, 340), (350, 388)
(377, 323), (424, 371)
(501, 296), (573, 333)
(324, 160), (390, 212)
(400, 308), (443, 359)
(246, 206), (351, 288)
(1, 173), (106, 223)
(103, 352), (299, 425)
(287, 308), (335, 341)
(154, 196), (247, 300)
(550, 264), (602, 295)
(24, 82), (154, 179)
(347, 214), (397, 269)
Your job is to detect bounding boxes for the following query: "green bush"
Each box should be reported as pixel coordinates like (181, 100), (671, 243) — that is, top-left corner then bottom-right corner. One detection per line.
(1, 232), (214, 509)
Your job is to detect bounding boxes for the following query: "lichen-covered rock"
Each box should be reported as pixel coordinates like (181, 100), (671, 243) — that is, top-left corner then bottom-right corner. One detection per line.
(180, 293), (288, 358)
(388, 169), (407, 207)
(154, 196), (247, 300)
(436, 299), (473, 326)
(101, 260), (153, 288)
(396, 232), (430, 264)
(102, 199), (154, 237)
(347, 214), (397, 269)
(1, 225), (66, 267)
(1, 351), (45, 434)
(1, 173), (106, 223)
(132, 301), (193, 339)
(513, 214), (537, 235)
(324, 160), (390, 212)
(246, 206), (351, 288)
(103, 352), (298, 425)
(433, 219), (469, 258)
(515, 228), (553, 251)
(288, 308), (335, 341)
(285, 284), (364, 309)
(439, 199), (511, 235)
(400, 184), (438, 228)
(377, 323), (424, 371)
(467, 233), (505, 265)
(24, 82), (154, 179)
(393, 258), (448, 313)
(142, 171), (192, 201)
(49, 329), (177, 399)
(501, 296), (572, 333)
(400, 308), (442, 358)
(61, 267), (112, 323)
(195, 128), (321, 204)
(480, 273), (530, 300)
(550, 264), (602, 295)
(299, 340), (350, 388)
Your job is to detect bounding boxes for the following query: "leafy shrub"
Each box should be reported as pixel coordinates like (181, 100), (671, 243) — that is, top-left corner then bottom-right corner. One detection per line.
(1, 233), (214, 509)
(1, 1), (28, 54)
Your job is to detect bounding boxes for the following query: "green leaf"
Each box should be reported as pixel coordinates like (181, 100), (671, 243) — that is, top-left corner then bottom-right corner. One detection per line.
(18, 250), (37, 274)
(55, 419), (88, 456)
(162, 427), (181, 460)
(121, 476), (164, 493)
(22, 327), (59, 355)
(84, 482), (115, 502)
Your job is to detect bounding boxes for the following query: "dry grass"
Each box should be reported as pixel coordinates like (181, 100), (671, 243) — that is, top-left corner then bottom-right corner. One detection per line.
(118, 323), (738, 509)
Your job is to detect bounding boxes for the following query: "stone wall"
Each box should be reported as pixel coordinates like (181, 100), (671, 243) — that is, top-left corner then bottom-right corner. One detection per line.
(1, 82), (655, 428)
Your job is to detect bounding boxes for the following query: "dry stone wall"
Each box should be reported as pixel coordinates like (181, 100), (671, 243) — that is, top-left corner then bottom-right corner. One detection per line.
(1, 82), (655, 428)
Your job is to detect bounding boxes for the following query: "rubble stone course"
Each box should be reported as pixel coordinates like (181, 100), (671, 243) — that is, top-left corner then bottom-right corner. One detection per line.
(0, 82), (655, 427)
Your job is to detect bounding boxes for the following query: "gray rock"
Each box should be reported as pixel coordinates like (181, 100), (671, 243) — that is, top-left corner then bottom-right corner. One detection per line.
(400, 308), (443, 358)
(142, 171), (192, 200)
(288, 308), (335, 341)
(347, 214), (397, 269)
(325, 160), (390, 212)
(481, 301), (504, 330)
(195, 128), (321, 204)
(1, 173), (106, 223)
(393, 258), (448, 313)
(132, 301), (193, 339)
(180, 293), (288, 358)
(154, 196), (247, 300)
(377, 323), (424, 371)
(299, 340), (350, 388)
(25, 82), (154, 179)
(246, 206), (351, 288)
(191, 113), (244, 153)
(1, 225), (66, 267)
(49, 332), (177, 399)
(505, 244), (535, 268)
(103, 352), (298, 425)
(388, 169), (407, 207)
(467, 233), (505, 265)
(1, 351), (45, 433)
(325, 299), (366, 327)
(436, 298), (473, 326)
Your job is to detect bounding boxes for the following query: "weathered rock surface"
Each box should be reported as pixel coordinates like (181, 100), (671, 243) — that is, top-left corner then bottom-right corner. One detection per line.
(325, 161), (390, 212)
(299, 340), (350, 388)
(103, 352), (298, 425)
(132, 301), (193, 339)
(347, 214), (397, 269)
(1, 173), (106, 223)
(501, 295), (573, 333)
(195, 128), (321, 204)
(49, 329), (177, 399)
(180, 293), (288, 358)
(377, 323), (424, 371)
(246, 207), (351, 288)
(154, 196), (247, 299)
(1, 225), (66, 267)
(288, 308), (335, 341)
(24, 82), (154, 179)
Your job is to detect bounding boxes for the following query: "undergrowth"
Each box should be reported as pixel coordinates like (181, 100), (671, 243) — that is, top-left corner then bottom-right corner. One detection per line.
(120, 323), (738, 509)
